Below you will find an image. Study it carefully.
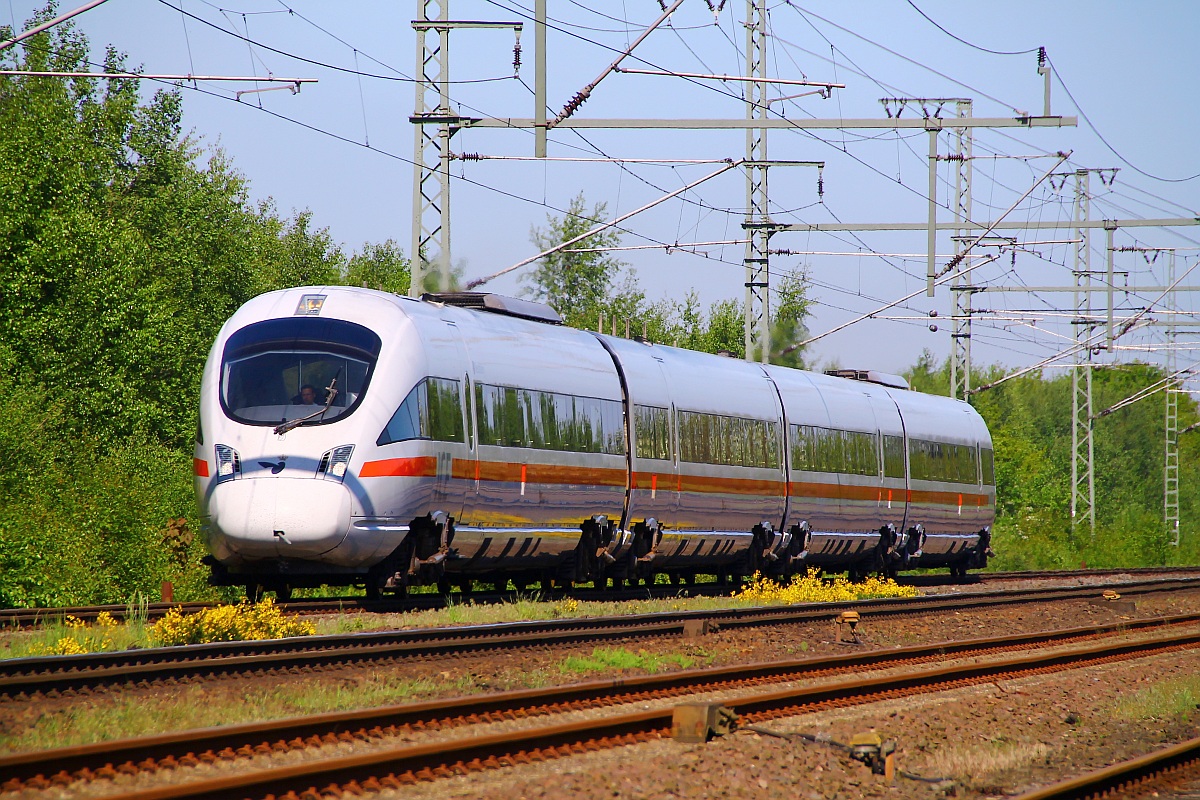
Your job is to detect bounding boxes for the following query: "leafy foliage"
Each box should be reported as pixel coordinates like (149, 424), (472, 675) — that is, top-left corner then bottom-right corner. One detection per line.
(522, 194), (811, 365)
(152, 598), (315, 646)
(524, 193), (625, 323)
(0, 12), (408, 607)
(906, 352), (1200, 568)
(735, 568), (919, 604)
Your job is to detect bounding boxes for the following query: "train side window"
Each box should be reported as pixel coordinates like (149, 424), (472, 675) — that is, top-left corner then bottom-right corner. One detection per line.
(678, 411), (777, 467)
(523, 389), (545, 449)
(473, 384), (623, 455)
(600, 398), (626, 455)
(791, 425), (877, 475)
(463, 375), (474, 449)
(575, 396), (625, 455)
(475, 383), (526, 447)
(426, 378), (464, 442)
(377, 377), (464, 446)
(981, 446), (995, 486)
(883, 435), (905, 478)
(909, 438), (978, 483)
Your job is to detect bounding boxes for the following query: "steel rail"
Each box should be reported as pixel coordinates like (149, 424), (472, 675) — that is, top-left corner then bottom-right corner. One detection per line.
(1013, 735), (1200, 799)
(4, 613), (1200, 790)
(22, 625), (1200, 800)
(2, 579), (1197, 699)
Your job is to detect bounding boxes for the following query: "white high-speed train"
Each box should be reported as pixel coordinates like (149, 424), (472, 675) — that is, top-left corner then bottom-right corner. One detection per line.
(194, 286), (995, 599)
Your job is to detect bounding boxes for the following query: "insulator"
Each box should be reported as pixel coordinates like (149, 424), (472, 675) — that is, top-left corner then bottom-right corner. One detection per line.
(929, 324), (939, 332)
(457, 152), (482, 162)
(560, 89), (589, 120)
(1038, 47), (1047, 68)
(513, 42), (522, 72)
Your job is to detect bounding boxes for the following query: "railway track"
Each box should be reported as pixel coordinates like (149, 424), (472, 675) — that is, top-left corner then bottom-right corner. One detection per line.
(4, 615), (1199, 798)
(3, 565), (1198, 627)
(1014, 736), (1200, 799)
(2, 577), (1197, 700)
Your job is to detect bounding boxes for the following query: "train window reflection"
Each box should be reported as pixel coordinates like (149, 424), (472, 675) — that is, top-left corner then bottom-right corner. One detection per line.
(883, 434), (905, 478)
(980, 446), (995, 486)
(677, 411), (780, 468)
(634, 405), (672, 461)
(790, 425), (879, 476)
(377, 377), (464, 446)
(908, 438), (978, 484)
(475, 383), (624, 455)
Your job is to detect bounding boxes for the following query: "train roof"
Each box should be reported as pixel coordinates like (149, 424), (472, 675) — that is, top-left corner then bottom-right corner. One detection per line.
(219, 287), (990, 446)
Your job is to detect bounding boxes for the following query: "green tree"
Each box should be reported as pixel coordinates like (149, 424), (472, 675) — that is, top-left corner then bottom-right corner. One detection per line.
(905, 351), (1200, 569)
(346, 239), (411, 294)
(524, 193), (625, 324)
(0, 9), (413, 605)
(766, 271), (811, 368)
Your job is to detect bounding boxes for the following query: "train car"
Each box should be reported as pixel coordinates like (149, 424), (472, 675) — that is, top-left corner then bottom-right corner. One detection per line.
(195, 287), (995, 599)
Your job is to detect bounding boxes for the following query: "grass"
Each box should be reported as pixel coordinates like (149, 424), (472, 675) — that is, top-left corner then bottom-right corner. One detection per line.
(1, 597), (152, 659)
(926, 740), (1053, 787)
(0, 641), (715, 753)
(0, 571), (919, 658)
(0, 670), (474, 753)
(558, 646), (703, 675)
(1112, 676), (1200, 723)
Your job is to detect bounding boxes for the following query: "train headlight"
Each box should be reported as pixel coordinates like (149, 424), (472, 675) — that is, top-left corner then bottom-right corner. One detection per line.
(318, 445), (354, 482)
(214, 444), (241, 482)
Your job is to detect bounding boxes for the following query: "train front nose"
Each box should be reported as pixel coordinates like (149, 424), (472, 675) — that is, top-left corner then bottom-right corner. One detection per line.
(208, 478), (352, 561)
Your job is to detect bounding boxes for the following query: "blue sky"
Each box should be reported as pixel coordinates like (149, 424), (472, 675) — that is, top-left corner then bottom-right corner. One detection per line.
(6, 0), (1199, 378)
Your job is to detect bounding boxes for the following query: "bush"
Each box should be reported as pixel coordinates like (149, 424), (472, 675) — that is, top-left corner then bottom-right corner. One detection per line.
(733, 569), (919, 605)
(151, 598), (315, 646)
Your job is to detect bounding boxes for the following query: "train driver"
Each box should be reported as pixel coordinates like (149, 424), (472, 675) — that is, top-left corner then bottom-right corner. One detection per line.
(294, 384), (318, 405)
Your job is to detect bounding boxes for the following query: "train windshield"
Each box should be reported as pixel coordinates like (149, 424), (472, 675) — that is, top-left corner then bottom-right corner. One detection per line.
(220, 317), (382, 427)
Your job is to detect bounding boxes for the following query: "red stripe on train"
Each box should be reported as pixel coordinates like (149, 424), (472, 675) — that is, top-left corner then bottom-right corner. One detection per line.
(359, 456), (437, 478)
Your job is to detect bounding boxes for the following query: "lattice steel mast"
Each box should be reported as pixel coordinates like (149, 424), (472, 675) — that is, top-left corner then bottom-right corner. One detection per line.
(744, 0), (771, 362)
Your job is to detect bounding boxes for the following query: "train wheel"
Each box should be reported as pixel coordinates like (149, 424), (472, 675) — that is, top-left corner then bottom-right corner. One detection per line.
(245, 583), (263, 603)
(436, 577), (452, 595)
(274, 584), (292, 602)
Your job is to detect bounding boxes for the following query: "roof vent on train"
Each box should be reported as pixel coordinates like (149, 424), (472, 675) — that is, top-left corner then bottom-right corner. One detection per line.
(420, 292), (563, 325)
(823, 369), (910, 390)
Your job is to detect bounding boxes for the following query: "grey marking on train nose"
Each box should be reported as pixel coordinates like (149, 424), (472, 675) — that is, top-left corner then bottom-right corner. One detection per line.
(259, 460), (286, 474)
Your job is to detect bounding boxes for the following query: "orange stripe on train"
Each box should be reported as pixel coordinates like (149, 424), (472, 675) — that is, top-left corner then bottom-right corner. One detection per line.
(359, 456), (437, 478)
(361, 458), (993, 507)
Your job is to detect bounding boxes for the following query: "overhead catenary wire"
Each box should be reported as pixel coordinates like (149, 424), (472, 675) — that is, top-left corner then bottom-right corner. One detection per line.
(26, 0), (1192, 375)
(465, 159), (742, 290)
